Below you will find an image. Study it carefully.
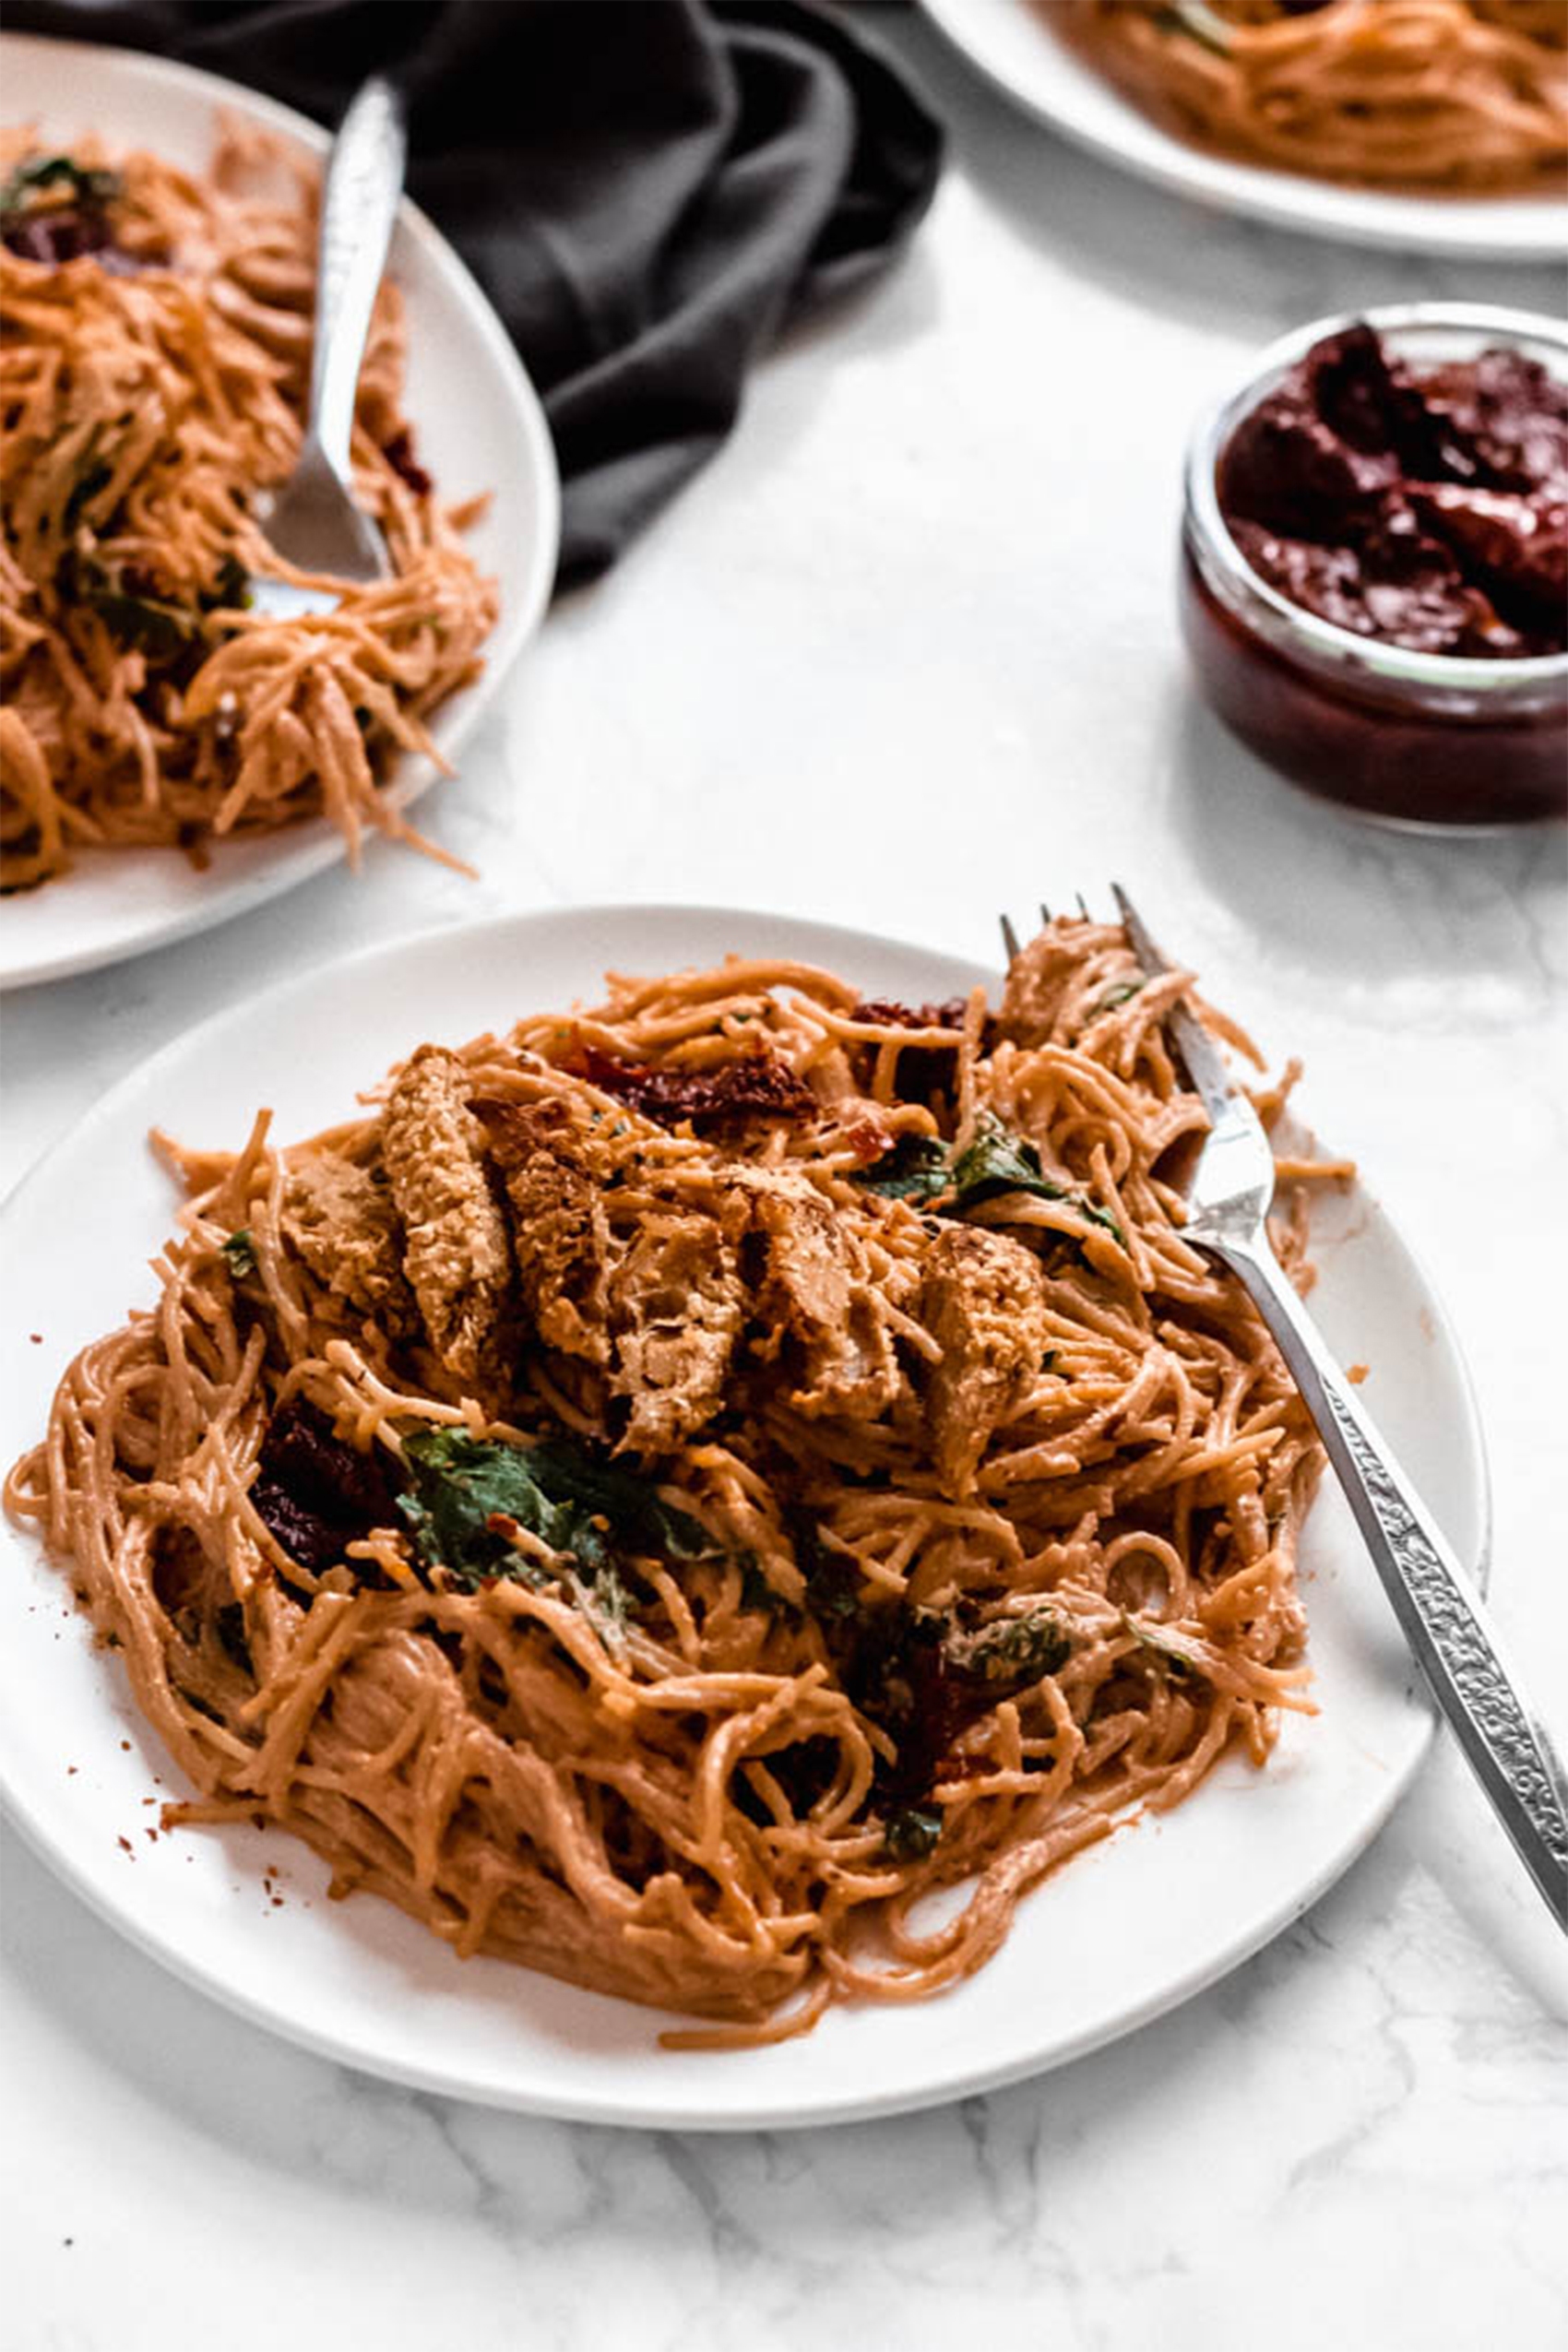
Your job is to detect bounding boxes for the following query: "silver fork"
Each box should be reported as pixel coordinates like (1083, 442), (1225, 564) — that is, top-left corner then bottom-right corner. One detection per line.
(1000, 888), (1567, 1928)
(249, 77), (407, 620)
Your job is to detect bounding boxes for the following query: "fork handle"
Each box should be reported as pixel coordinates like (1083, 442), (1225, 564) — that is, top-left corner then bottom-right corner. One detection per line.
(1212, 1235), (1567, 1929)
(306, 76), (408, 481)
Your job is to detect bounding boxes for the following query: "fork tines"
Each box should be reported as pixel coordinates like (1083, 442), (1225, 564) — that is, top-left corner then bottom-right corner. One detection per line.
(998, 896), (1096, 967)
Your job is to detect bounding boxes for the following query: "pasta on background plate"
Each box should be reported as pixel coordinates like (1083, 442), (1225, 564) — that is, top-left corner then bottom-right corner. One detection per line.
(0, 123), (496, 893)
(1056, 0), (1568, 194)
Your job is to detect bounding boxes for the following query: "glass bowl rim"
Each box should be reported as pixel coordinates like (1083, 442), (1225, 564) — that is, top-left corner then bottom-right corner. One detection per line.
(1183, 301), (1568, 697)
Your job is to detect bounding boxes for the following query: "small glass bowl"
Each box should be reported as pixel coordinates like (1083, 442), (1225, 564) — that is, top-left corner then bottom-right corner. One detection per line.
(1181, 303), (1568, 830)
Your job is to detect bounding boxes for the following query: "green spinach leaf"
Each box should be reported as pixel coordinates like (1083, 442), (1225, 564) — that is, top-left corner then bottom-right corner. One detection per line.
(397, 1428), (710, 1602)
(63, 456), (113, 532)
(1123, 1612), (1203, 1682)
(855, 1113), (1125, 1249)
(1086, 980), (1144, 1021)
(883, 1804), (944, 1860)
(95, 590), (191, 659)
(58, 551), (194, 660)
(0, 154), (121, 216)
(955, 1608), (1071, 1684)
(950, 1113), (1125, 1246)
(221, 1229), (257, 1278)
(789, 1513), (863, 1621)
(205, 552), (252, 612)
(851, 1133), (951, 1203)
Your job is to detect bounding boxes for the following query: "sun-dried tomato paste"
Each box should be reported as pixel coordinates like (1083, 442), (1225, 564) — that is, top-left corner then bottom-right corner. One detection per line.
(1218, 323), (1568, 660)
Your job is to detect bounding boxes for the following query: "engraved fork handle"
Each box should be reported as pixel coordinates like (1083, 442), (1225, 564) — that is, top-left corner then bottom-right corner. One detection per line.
(1211, 1232), (1568, 1929)
(306, 76), (407, 481)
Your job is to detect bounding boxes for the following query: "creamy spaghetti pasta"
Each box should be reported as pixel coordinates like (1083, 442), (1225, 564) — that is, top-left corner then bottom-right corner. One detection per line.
(6, 921), (1344, 2042)
(1058, 0), (1568, 193)
(0, 124), (497, 893)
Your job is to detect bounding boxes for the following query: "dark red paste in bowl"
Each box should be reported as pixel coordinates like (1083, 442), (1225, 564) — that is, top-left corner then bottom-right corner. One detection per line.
(1217, 323), (1568, 662)
(1182, 309), (1567, 827)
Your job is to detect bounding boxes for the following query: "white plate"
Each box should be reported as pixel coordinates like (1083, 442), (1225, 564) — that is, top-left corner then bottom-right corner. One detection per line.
(918, 0), (1568, 258)
(0, 35), (560, 990)
(0, 905), (1488, 2130)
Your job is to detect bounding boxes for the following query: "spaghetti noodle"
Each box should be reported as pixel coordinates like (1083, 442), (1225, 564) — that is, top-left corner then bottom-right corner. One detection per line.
(6, 920), (1344, 2042)
(1058, 1), (1568, 193)
(0, 124), (497, 893)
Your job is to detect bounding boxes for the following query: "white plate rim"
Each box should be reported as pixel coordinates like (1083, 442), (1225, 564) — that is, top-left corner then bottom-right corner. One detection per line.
(0, 31), (562, 991)
(0, 903), (1492, 2130)
(915, 0), (1568, 259)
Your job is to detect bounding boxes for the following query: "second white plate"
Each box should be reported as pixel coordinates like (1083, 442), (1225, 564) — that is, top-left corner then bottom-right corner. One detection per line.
(918, 0), (1568, 258)
(0, 904), (1488, 2128)
(0, 35), (561, 989)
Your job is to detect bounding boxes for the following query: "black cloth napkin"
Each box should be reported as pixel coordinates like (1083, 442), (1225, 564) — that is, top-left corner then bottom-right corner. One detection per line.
(6, 0), (944, 587)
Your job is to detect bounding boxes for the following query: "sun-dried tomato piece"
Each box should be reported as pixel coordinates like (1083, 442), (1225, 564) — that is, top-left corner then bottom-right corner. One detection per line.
(382, 427), (434, 498)
(249, 1398), (398, 1574)
(564, 1042), (814, 1129)
(849, 996), (968, 1033)
(848, 997), (968, 1108)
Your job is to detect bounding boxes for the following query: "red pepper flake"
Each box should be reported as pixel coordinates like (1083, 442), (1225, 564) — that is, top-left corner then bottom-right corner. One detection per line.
(29, 1333), (42, 1344)
(841, 1116), (895, 1166)
(117, 1835), (132, 1853)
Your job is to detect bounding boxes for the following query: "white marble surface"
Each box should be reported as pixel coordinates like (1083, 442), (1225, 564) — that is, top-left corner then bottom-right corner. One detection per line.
(4, 17), (1566, 2346)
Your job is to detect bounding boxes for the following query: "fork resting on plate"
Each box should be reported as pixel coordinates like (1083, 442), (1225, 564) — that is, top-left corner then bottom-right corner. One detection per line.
(998, 887), (1567, 1928)
(249, 76), (406, 620)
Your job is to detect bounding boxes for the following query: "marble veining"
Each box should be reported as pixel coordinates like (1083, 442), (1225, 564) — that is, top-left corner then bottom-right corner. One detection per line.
(3, 16), (1565, 2347)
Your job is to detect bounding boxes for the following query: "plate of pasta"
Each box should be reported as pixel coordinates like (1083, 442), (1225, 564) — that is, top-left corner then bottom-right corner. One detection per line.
(0, 34), (560, 988)
(0, 903), (1488, 2127)
(917, 0), (1568, 256)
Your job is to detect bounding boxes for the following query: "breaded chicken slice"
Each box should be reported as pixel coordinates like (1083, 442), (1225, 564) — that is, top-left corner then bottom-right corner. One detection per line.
(381, 1045), (513, 1383)
(736, 1166), (904, 1421)
(485, 1100), (614, 1366)
(281, 1150), (418, 1335)
(611, 1211), (743, 1453)
(921, 1224), (1050, 1499)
